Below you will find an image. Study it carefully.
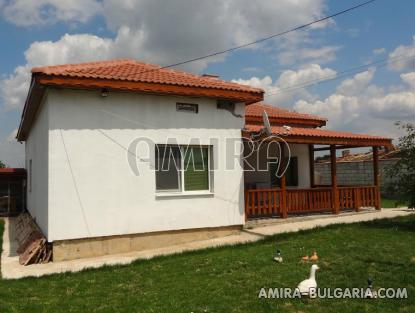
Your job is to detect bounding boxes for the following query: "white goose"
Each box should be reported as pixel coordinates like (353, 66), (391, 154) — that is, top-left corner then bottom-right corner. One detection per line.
(297, 264), (319, 296)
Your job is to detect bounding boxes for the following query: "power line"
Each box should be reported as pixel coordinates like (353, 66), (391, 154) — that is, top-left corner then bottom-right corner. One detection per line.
(97, 129), (155, 169)
(266, 53), (415, 96)
(138, 0), (376, 74)
(59, 129), (91, 236)
(264, 52), (415, 97)
(100, 109), (198, 139)
(95, 54), (415, 158)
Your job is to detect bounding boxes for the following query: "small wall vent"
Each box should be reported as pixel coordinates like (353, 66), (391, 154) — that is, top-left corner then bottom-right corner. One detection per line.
(176, 102), (199, 113)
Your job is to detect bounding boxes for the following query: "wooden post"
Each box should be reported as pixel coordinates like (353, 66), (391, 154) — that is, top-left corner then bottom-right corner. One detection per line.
(280, 144), (288, 218)
(353, 188), (361, 212)
(244, 189), (248, 222)
(330, 145), (339, 214)
(7, 182), (10, 215)
(308, 144), (315, 188)
(373, 146), (381, 210)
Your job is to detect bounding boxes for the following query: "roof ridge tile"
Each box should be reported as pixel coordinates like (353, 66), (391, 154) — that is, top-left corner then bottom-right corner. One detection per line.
(30, 58), (264, 94)
(246, 102), (327, 122)
(31, 59), (139, 74)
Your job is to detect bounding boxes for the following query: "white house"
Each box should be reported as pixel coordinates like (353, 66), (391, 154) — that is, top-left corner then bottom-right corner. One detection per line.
(17, 59), (264, 260)
(17, 59), (392, 261)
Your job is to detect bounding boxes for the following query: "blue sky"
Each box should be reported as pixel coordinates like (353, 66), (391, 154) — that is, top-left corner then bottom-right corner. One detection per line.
(211, 0), (414, 80)
(0, 0), (415, 166)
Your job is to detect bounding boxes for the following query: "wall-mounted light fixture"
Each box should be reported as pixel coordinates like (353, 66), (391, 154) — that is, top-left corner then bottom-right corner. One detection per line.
(101, 88), (109, 97)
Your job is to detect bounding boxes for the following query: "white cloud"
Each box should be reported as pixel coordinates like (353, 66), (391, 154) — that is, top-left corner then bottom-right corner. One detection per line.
(233, 76), (274, 91)
(1, 34), (113, 111)
(388, 36), (415, 71)
(277, 45), (340, 66)
(276, 64), (336, 88)
(295, 94), (361, 127)
(369, 91), (415, 119)
(25, 34), (113, 66)
(0, 65), (30, 111)
(336, 69), (375, 96)
(0, 133), (24, 167)
(0, 0), (102, 26)
(232, 75), (296, 106)
(401, 72), (415, 89)
(1, 0), (330, 111)
(102, 0), (329, 70)
(293, 69), (415, 138)
(234, 64), (336, 91)
(233, 64), (336, 106)
(103, 0), (327, 46)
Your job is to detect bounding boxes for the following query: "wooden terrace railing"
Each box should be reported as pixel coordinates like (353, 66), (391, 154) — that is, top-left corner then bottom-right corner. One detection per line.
(245, 186), (379, 219)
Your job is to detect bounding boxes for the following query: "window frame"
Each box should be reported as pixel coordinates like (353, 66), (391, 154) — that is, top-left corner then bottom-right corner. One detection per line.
(155, 145), (182, 193)
(155, 144), (213, 196)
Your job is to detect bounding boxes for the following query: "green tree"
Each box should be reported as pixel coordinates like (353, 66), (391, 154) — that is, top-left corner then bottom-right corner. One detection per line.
(0, 160), (5, 168)
(386, 122), (415, 208)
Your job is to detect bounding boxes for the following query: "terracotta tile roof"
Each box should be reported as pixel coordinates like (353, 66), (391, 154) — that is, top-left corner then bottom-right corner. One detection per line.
(246, 102), (326, 121)
(244, 124), (392, 147)
(0, 168), (27, 176)
(246, 102), (327, 127)
(32, 59), (263, 94)
(18, 59), (264, 141)
(245, 124), (389, 140)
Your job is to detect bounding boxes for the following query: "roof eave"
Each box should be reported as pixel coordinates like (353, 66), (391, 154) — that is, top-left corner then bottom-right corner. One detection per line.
(242, 130), (393, 148)
(17, 74), (264, 141)
(38, 74), (263, 102)
(245, 102), (328, 126)
(17, 75), (46, 141)
(245, 115), (327, 128)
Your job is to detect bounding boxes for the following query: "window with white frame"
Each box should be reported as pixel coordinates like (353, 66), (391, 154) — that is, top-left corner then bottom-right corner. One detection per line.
(155, 145), (212, 193)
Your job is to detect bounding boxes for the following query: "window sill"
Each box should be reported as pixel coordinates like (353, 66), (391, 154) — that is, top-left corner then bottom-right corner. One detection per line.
(155, 191), (214, 198)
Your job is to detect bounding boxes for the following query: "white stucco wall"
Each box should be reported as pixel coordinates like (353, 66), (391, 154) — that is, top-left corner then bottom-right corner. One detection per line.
(244, 143), (311, 189)
(25, 96), (49, 237)
(44, 89), (245, 241)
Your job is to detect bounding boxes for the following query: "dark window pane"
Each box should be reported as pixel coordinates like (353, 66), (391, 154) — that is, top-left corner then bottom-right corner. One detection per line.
(270, 161), (280, 188)
(270, 157), (298, 187)
(183, 147), (209, 191)
(9, 182), (24, 213)
(0, 183), (8, 214)
(286, 157), (298, 187)
(155, 145), (181, 191)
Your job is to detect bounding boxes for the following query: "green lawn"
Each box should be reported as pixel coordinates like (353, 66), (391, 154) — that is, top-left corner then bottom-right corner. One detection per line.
(1, 216), (415, 313)
(382, 197), (408, 208)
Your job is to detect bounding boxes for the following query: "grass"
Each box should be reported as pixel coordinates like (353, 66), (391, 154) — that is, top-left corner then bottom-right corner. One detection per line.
(0, 216), (415, 313)
(382, 197), (408, 208)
